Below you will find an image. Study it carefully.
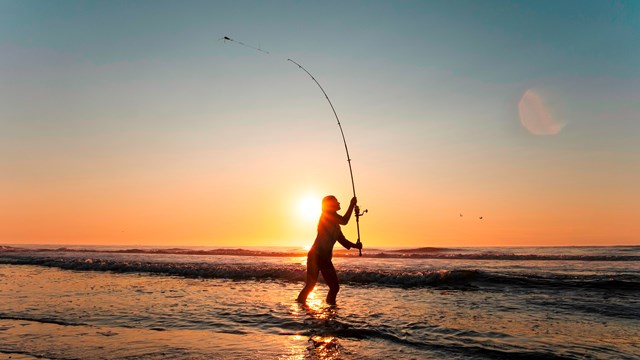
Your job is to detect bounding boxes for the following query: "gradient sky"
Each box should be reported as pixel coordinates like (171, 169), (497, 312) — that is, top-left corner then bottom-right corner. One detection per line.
(1, 0), (638, 247)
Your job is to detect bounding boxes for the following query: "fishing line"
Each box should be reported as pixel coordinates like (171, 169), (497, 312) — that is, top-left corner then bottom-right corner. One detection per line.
(223, 36), (366, 255)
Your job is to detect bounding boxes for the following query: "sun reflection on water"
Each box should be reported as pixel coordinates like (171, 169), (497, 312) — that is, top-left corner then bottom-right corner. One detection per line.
(308, 335), (341, 359)
(286, 289), (343, 359)
(305, 288), (324, 314)
(282, 334), (341, 360)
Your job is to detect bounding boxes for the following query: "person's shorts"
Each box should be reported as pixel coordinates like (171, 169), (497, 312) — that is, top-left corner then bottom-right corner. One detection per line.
(307, 250), (334, 273)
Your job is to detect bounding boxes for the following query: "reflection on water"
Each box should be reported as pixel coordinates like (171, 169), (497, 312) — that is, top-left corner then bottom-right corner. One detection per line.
(308, 335), (341, 359)
(280, 334), (341, 360)
(304, 289), (325, 316)
(3, 253), (637, 359)
(286, 289), (342, 359)
(303, 291), (341, 359)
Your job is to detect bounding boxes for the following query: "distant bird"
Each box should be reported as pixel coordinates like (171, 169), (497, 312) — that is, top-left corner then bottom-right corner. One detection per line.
(479, 216), (483, 220)
(460, 213), (463, 217)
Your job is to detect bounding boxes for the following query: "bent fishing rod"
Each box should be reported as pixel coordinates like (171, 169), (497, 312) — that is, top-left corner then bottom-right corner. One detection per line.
(223, 36), (367, 255)
(287, 59), (367, 255)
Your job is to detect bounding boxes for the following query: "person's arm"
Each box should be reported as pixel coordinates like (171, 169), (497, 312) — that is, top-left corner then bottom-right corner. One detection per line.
(336, 230), (356, 250)
(336, 197), (357, 225)
(335, 225), (363, 250)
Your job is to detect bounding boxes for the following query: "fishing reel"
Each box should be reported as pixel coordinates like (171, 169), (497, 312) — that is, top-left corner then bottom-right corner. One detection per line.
(355, 205), (368, 218)
(354, 205), (367, 257)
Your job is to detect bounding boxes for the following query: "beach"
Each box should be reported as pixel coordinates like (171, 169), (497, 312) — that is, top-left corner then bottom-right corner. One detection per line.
(0, 245), (638, 359)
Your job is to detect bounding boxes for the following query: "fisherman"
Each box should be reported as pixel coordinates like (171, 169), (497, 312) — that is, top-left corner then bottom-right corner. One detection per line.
(297, 196), (362, 305)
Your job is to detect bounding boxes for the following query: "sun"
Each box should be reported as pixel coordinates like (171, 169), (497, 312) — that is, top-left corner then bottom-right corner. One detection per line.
(297, 194), (322, 222)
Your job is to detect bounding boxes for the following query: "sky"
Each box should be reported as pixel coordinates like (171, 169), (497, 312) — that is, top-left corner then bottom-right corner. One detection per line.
(1, 0), (638, 248)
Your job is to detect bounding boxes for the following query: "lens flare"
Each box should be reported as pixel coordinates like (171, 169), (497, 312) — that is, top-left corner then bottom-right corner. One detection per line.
(518, 89), (563, 135)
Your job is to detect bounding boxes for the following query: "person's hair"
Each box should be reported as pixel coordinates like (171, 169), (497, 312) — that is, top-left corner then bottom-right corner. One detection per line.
(322, 195), (337, 212)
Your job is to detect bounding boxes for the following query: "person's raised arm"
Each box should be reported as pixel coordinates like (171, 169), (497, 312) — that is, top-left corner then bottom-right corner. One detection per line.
(336, 197), (357, 225)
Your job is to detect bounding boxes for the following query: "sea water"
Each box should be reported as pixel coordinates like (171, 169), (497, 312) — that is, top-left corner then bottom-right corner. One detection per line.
(0, 245), (638, 359)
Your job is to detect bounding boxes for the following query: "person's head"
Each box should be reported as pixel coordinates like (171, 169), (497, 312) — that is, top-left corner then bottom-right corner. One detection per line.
(322, 195), (341, 212)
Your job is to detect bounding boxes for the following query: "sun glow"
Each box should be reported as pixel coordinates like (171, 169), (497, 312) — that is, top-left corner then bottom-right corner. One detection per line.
(297, 194), (322, 222)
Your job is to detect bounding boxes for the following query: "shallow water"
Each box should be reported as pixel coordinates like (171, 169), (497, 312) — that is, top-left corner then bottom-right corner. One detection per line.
(1, 246), (639, 359)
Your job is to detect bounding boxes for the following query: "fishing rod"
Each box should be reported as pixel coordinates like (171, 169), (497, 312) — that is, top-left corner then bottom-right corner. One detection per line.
(286, 59), (366, 256)
(223, 36), (367, 255)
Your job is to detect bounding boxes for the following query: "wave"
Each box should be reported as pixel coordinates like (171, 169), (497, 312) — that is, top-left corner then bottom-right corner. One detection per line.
(2, 245), (639, 261)
(2, 255), (639, 292)
(0, 313), (85, 327)
(0, 312), (583, 360)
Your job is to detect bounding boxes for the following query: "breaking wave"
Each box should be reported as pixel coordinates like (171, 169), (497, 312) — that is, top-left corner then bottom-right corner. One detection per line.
(1, 255), (638, 291)
(2, 245), (639, 261)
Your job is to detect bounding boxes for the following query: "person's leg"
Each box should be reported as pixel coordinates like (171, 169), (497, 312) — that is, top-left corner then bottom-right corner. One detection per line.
(297, 255), (319, 302)
(320, 262), (340, 305)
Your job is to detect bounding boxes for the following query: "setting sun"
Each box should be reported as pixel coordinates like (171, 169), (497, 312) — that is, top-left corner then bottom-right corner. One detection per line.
(297, 194), (322, 222)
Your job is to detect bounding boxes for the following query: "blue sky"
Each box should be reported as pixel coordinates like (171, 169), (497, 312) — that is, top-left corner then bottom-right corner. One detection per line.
(2, 1), (637, 75)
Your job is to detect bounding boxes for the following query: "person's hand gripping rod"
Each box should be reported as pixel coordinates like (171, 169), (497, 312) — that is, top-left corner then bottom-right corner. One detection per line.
(355, 205), (368, 256)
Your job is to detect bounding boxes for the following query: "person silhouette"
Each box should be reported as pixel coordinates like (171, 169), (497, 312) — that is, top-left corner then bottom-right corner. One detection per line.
(297, 195), (362, 305)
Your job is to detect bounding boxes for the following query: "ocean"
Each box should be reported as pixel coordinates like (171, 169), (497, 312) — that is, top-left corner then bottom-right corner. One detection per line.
(1, 245), (638, 359)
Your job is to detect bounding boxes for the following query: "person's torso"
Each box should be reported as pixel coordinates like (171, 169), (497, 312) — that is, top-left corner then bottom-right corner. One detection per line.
(310, 213), (340, 260)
